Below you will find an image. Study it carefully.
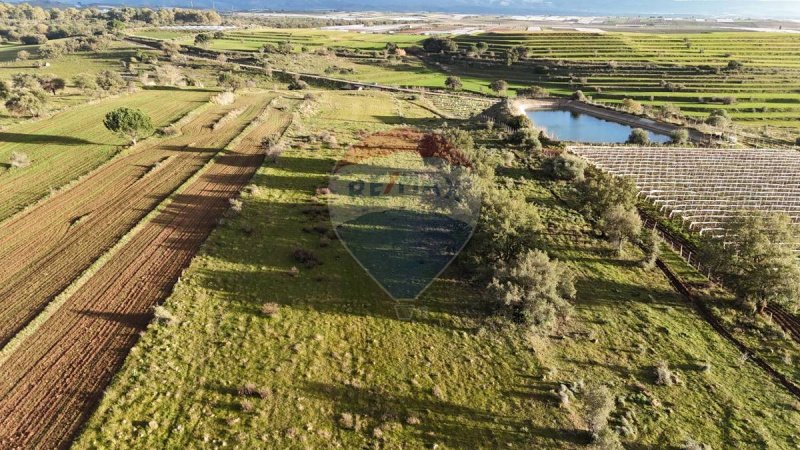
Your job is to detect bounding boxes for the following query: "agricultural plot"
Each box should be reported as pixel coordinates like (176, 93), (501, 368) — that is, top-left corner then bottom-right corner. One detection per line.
(211, 28), (425, 52)
(0, 92), (270, 349)
(571, 146), (800, 235)
(75, 91), (800, 449)
(0, 94), (298, 450)
(0, 87), (213, 222)
(450, 32), (800, 129)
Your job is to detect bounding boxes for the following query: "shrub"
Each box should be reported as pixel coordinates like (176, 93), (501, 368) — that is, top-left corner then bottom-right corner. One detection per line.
(95, 70), (125, 91)
(153, 305), (176, 324)
(16, 50), (30, 61)
(571, 90), (588, 101)
(4, 89), (45, 117)
(543, 153), (586, 181)
(211, 91), (235, 105)
(508, 128), (541, 150)
(655, 361), (674, 386)
(489, 249), (575, 332)
(154, 64), (183, 86)
(444, 75), (462, 91)
(287, 75), (309, 90)
(228, 198), (243, 214)
(640, 228), (660, 269)
(582, 384), (614, 433)
(670, 128), (690, 145)
(293, 247), (321, 268)
(518, 85), (547, 98)
(261, 302), (279, 317)
(489, 79), (508, 94)
(217, 71), (244, 91)
(627, 128), (650, 145)
(20, 34), (47, 45)
(577, 168), (638, 220)
(621, 98), (643, 114)
(589, 428), (624, 450)
(506, 114), (533, 130)
(73, 73), (97, 92)
(8, 151), (30, 168)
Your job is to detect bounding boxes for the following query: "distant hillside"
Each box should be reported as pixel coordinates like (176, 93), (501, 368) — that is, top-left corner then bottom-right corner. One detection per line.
(53, 0), (800, 19)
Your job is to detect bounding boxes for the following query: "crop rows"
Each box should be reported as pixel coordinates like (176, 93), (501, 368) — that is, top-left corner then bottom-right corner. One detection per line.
(0, 97), (296, 450)
(0, 92), (270, 349)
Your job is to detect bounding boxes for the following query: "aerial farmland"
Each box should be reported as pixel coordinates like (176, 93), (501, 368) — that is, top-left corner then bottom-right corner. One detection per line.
(1, 2), (800, 449)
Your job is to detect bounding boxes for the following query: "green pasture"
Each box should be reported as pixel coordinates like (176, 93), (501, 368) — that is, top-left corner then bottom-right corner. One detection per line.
(76, 91), (800, 449)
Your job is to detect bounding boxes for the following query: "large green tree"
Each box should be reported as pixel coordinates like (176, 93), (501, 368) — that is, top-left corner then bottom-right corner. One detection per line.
(103, 107), (153, 144)
(705, 212), (800, 312)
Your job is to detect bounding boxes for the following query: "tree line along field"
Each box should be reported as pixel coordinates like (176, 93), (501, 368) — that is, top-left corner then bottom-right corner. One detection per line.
(182, 28), (800, 131)
(73, 90), (800, 449)
(0, 87), (213, 222)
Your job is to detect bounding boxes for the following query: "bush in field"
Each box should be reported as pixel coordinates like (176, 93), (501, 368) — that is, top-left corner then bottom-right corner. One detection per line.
(795, 137), (800, 146)
(154, 64), (183, 86)
(444, 75), (462, 91)
(73, 73), (97, 92)
(194, 32), (212, 48)
(703, 212), (800, 313)
(0, 80), (9, 99)
(506, 114), (533, 131)
(293, 247), (321, 268)
(210, 91), (235, 105)
(627, 128), (650, 145)
(726, 60), (744, 71)
(489, 249), (575, 332)
(572, 90), (588, 102)
(421, 37), (458, 53)
(103, 107), (153, 144)
(217, 71), (244, 91)
(640, 228), (660, 269)
(287, 76), (309, 90)
(601, 205), (642, 253)
(543, 153), (586, 181)
(588, 429), (624, 450)
(96, 70), (125, 91)
(4, 89), (45, 116)
(8, 151), (30, 168)
(670, 128), (690, 145)
(655, 360), (674, 386)
(582, 384), (614, 434)
(517, 85), (547, 98)
(38, 75), (65, 95)
(160, 40), (182, 56)
(261, 302), (279, 317)
(508, 128), (540, 148)
(16, 50), (30, 61)
(706, 109), (730, 128)
(621, 98), (644, 114)
(489, 79), (508, 94)
(658, 103), (682, 119)
(20, 34), (47, 45)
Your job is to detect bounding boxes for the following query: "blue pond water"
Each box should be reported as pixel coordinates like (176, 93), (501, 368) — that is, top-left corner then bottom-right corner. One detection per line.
(526, 109), (671, 144)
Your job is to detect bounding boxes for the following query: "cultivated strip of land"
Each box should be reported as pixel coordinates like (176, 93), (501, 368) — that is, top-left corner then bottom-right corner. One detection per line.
(0, 93), (269, 348)
(0, 96), (296, 450)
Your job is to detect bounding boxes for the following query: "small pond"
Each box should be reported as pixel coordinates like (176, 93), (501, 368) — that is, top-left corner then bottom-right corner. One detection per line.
(526, 109), (671, 144)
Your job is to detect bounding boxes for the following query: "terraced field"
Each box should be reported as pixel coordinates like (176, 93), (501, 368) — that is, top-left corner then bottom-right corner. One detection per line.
(0, 92), (297, 450)
(451, 32), (800, 129)
(0, 87), (212, 222)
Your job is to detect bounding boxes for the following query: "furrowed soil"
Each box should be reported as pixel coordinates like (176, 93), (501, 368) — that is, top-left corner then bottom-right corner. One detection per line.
(0, 92), (270, 348)
(0, 94), (297, 449)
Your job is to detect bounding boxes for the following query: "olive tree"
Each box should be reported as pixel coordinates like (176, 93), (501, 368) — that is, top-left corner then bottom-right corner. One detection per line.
(627, 128), (650, 145)
(103, 107), (153, 144)
(489, 79), (508, 95)
(601, 205), (642, 253)
(489, 249), (575, 332)
(444, 75), (463, 91)
(704, 212), (800, 313)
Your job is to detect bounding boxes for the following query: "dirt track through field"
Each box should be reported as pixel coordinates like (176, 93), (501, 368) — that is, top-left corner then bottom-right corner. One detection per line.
(0, 98), (295, 449)
(0, 94), (270, 348)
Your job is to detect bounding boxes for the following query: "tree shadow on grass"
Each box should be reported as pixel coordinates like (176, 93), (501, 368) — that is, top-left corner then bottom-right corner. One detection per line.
(0, 132), (97, 145)
(302, 381), (587, 448)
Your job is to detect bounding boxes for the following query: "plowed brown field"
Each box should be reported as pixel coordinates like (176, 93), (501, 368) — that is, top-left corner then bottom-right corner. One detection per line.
(0, 96), (295, 449)
(0, 93), (270, 348)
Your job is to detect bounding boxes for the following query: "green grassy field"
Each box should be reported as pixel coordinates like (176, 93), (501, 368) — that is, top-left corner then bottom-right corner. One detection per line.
(75, 91), (800, 449)
(0, 87), (213, 222)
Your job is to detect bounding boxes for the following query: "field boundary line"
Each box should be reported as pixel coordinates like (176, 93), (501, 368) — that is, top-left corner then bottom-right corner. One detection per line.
(0, 94), (277, 367)
(0, 96), (216, 231)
